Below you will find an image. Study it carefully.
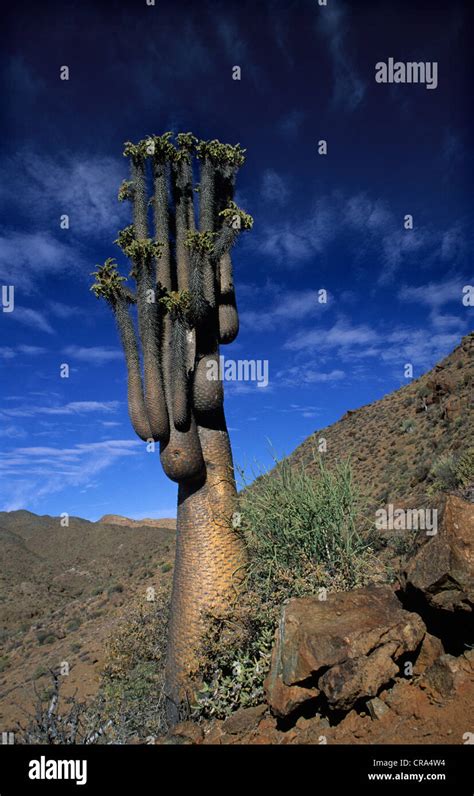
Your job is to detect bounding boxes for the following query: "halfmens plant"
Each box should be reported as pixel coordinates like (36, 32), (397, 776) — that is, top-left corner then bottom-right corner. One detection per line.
(91, 132), (253, 724)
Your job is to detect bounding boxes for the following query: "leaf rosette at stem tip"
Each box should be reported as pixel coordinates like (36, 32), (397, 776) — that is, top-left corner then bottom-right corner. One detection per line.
(90, 258), (127, 303)
(122, 138), (149, 162)
(184, 230), (216, 255)
(117, 180), (135, 202)
(218, 201), (254, 230)
(174, 132), (198, 163)
(159, 289), (191, 320)
(114, 225), (163, 263)
(196, 139), (246, 168)
(149, 131), (175, 161)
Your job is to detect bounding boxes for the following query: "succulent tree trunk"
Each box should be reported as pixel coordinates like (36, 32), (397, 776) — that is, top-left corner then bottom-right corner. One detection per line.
(91, 133), (253, 725)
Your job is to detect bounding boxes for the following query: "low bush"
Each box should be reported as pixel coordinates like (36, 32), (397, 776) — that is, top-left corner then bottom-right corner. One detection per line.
(192, 452), (380, 720)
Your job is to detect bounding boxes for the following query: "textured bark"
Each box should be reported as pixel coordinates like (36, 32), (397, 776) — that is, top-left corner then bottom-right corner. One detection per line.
(114, 299), (152, 442)
(136, 259), (169, 441)
(131, 159), (148, 240)
(170, 314), (190, 430)
(164, 421), (247, 723)
(218, 252), (239, 344)
(153, 159), (172, 291)
(173, 157), (195, 292)
(199, 157), (216, 232)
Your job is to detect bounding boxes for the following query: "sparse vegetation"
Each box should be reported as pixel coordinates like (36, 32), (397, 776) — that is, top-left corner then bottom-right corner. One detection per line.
(191, 453), (379, 720)
(428, 448), (474, 496)
(97, 592), (170, 740)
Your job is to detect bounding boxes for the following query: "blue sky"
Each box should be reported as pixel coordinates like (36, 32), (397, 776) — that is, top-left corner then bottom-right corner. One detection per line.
(0, 0), (472, 519)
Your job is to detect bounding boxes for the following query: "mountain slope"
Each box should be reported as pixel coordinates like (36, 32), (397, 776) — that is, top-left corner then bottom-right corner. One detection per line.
(287, 332), (473, 510)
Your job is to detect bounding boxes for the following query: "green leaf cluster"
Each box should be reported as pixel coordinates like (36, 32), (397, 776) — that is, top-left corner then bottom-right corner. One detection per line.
(90, 258), (126, 302)
(219, 201), (254, 230)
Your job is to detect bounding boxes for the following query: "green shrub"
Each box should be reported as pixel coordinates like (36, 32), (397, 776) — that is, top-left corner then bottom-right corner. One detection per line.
(239, 453), (371, 593)
(0, 655), (10, 672)
(428, 449), (474, 495)
(66, 618), (82, 632)
(37, 631), (56, 646)
(428, 454), (460, 495)
(192, 453), (379, 720)
(33, 665), (48, 680)
(107, 583), (124, 595)
(456, 447), (474, 488)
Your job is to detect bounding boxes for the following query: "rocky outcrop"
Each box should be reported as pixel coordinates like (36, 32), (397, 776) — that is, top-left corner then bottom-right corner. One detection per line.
(402, 495), (474, 613)
(265, 584), (426, 716)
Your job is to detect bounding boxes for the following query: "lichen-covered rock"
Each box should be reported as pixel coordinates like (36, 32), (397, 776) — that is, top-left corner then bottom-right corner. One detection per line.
(265, 584), (426, 715)
(421, 653), (474, 698)
(403, 495), (474, 613)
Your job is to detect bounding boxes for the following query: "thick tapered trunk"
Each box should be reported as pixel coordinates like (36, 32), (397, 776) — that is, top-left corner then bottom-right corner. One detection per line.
(164, 420), (247, 724)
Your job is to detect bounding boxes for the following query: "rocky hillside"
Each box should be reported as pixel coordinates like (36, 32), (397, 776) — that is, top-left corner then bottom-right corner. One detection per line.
(0, 512), (175, 729)
(288, 332), (473, 510)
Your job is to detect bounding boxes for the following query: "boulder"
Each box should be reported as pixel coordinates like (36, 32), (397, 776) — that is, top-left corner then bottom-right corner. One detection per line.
(421, 653), (473, 698)
(413, 632), (444, 675)
(221, 704), (266, 735)
(265, 584), (426, 715)
(402, 496), (474, 613)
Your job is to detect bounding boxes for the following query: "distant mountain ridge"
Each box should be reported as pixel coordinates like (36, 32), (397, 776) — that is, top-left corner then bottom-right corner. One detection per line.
(98, 514), (176, 529)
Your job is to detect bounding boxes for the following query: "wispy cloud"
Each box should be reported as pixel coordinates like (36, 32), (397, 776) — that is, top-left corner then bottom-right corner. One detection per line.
(0, 439), (141, 510)
(0, 231), (81, 294)
(251, 190), (468, 280)
(63, 345), (123, 365)
(277, 109), (305, 138)
(276, 366), (345, 387)
(240, 287), (331, 332)
(316, 3), (365, 112)
(1, 401), (119, 419)
(398, 277), (466, 309)
(49, 301), (87, 319)
(285, 317), (379, 353)
(261, 169), (289, 206)
(2, 305), (54, 334)
(381, 329), (462, 370)
(0, 151), (128, 239)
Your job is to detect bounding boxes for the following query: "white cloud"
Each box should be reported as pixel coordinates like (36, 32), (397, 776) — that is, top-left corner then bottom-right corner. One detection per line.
(16, 345), (47, 355)
(398, 277), (466, 309)
(252, 190), (467, 280)
(0, 439), (142, 511)
(2, 306), (54, 334)
(240, 288), (330, 332)
(317, 4), (366, 112)
(1, 151), (128, 239)
(276, 366), (345, 387)
(1, 401), (119, 418)
(277, 109), (305, 138)
(381, 329), (462, 369)
(63, 345), (123, 364)
(285, 318), (379, 352)
(261, 170), (289, 206)
(0, 231), (80, 294)
(49, 301), (86, 319)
